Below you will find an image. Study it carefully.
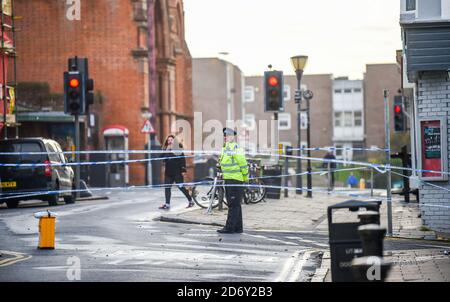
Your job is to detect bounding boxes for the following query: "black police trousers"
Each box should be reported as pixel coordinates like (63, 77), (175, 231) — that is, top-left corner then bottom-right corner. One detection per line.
(224, 179), (244, 232)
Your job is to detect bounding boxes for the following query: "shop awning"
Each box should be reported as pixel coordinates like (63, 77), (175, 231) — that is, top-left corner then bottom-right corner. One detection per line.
(17, 111), (86, 123)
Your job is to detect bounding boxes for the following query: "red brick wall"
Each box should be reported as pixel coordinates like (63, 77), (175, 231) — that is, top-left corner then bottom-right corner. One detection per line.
(14, 0), (193, 185)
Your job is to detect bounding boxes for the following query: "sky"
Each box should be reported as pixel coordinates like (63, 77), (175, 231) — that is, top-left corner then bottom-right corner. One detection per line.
(183, 0), (402, 79)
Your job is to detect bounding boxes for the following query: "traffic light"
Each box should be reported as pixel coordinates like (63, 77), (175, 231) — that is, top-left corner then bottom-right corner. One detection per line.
(68, 57), (94, 113)
(64, 71), (85, 115)
(264, 70), (284, 112)
(394, 95), (406, 132)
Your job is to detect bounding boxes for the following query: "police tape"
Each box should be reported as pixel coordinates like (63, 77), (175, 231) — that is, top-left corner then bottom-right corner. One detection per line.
(0, 146), (389, 156)
(3, 178), (450, 210)
(0, 166), (368, 200)
(1, 148), (449, 178)
(0, 181), (375, 202)
(390, 170), (450, 194)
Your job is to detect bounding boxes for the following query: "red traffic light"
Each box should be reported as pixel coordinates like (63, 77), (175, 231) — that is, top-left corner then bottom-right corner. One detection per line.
(268, 76), (279, 87)
(394, 105), (401, 114)
(69, 78), (80, 88)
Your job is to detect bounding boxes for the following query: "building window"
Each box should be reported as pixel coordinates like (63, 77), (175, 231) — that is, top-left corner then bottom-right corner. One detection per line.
(406, 0), (416, 11)
(244, 86), (255, 102)
(334, 112), (342, 127)
(300, 112), (307, 130)
(354, 111), (362, 127)
(284, 85), (291, 101)
(244, 114), (256, 130)
(278, 113), (291, 130)
(334, 89), (342, 94)
(334, 144), (343, 158)
(353, 88), (362, 93)
(344, 111), (353, 127)
(344, 89), (352, 93)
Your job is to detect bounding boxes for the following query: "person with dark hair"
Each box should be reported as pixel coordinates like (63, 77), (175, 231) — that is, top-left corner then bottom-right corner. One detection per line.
(217, 128), (249, 234)
(158, 134), (194, 210)
(322, 151), (337, 191)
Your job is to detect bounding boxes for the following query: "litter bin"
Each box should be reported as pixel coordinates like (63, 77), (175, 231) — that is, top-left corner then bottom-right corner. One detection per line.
(327, 199), (381, 282)
(262, 165), (282, 199)
(34, 210), (57, 250)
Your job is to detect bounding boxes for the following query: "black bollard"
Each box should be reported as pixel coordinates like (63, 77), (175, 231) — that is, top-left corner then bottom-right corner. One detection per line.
(351, 224), (391, 281)
(358, 211), (380, 225)
(358, 224), (386, 257)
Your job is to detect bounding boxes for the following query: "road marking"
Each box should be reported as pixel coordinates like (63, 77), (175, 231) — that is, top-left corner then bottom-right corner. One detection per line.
(275, 250), (302, 282)
(287, 250), (314, 282)
(0, 250), (32, 267)
(275, 249), (318, 282)
(245, 233), (298, 246)
(286, 236), (329, 248)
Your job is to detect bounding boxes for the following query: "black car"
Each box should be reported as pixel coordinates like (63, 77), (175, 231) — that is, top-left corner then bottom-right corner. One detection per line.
(0, 138), (76, 208)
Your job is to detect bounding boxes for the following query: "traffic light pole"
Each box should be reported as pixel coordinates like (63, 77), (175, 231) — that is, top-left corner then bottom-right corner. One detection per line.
(306, 97), (312, 198)
(75, 114), (80, 199)
(384, 89), (393, 236)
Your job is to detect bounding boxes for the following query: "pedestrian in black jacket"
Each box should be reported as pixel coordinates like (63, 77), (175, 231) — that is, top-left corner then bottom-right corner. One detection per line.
(322, 151), (337, 191)
(158, 134), (194, 210)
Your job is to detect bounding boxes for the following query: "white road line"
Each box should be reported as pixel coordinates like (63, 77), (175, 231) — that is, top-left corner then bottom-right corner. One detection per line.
(245, 233), (298, 246)
(0, 250), (32, 267)
(288, 250), (314, 282)
(275, 250), (303, 282)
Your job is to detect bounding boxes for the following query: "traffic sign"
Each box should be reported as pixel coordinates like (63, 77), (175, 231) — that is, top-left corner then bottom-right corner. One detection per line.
(141, 119), (155, 134)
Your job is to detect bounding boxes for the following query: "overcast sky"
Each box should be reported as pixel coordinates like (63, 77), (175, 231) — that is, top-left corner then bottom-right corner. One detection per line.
(184, 0), (402, 79)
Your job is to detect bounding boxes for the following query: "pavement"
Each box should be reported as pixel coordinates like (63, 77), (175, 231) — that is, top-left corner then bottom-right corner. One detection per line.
(158, 189), (450, 282)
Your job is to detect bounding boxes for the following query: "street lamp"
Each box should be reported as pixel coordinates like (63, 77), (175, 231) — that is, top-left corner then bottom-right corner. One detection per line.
(290, 55), (308, 195)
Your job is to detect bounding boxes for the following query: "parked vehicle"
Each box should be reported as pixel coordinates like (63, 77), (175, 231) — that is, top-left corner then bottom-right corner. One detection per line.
(0, 138), (76, 208)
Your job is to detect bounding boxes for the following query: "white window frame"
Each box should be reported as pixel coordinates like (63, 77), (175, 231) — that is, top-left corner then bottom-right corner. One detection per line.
(344, 111), (353, 127)
(244, 86), (255, 102)
(354, 111), (363, 127)
(284, 85), (291, 101)
(278, 113), (291, 130)
(334, 112), (343, 127)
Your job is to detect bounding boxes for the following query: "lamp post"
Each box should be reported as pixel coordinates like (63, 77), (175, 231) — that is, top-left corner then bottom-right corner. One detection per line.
(290, 55), (308, 195)
(303, 89), (314, 198)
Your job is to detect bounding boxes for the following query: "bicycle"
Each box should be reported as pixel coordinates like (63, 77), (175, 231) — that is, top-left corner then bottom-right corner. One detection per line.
(191, 166), (228, 211)
(243, 162), (266, 204)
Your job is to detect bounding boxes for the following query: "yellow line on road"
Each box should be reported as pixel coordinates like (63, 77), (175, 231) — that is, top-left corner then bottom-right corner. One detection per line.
(0, 250), (32, 267)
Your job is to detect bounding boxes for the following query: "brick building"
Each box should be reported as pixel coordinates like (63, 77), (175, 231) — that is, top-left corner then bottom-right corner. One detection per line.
(363, 64), (404, 154)
(244, 74), (333, 154)
(13, 0), (193, 185)
(400, 0), (450, 236)
(193, 58), (244, 143)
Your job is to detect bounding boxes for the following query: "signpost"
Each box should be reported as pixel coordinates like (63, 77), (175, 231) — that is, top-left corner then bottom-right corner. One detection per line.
(141, 118), (155, 186)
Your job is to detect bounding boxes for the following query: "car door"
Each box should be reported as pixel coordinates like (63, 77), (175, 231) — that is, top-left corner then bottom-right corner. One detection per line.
(45, 142), (66, 188)
(54, 142), (72, 190)
(18, 141), (47, 191)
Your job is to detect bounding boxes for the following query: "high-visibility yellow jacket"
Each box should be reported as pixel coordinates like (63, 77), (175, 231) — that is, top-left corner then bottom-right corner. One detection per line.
(219, 141), (249, 182)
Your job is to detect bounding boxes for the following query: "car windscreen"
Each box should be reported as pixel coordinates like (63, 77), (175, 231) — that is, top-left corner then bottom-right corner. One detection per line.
(0, 142), (45, 164)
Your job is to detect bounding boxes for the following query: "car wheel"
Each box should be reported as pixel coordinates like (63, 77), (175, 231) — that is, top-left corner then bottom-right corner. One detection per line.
(48, 182), (60, 206)
(6, 200), (19, 209)
(64, 181), (76, 204)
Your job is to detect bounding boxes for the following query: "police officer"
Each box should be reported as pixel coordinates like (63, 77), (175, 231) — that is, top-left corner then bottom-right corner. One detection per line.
(217, 128), (249, 234)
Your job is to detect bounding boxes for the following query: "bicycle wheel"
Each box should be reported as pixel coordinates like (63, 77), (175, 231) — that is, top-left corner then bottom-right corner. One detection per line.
(192, 178), (221, 209)
(247, 180), (266, 204)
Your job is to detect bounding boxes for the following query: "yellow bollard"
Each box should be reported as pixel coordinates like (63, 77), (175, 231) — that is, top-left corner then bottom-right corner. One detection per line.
(359, 178), (366, 190)
(34, 210), (57, 249)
